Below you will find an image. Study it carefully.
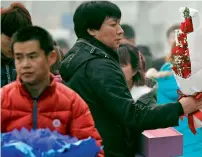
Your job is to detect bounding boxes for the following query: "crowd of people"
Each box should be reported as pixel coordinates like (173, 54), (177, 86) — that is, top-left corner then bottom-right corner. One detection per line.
(1, 1), (202, 157)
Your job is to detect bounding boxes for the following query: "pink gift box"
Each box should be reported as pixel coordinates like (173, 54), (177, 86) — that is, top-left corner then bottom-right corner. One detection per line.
(137, 127), (183, 157)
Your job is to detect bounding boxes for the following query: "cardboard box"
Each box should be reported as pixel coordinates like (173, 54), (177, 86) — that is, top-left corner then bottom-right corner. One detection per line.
(137, 127), (183, 157)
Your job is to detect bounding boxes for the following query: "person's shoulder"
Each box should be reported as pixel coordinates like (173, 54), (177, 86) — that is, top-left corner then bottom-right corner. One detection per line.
(55, 82), (86, 106)
(1, 81), (18, 97)
(55, 82), (75, 95)
(86, 56), (118, 72)
(2, 81), (17, 90)
(160, 62), (172, 71)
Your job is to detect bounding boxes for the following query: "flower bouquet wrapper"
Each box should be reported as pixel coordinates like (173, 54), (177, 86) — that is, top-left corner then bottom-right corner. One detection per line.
(1, 128), (102, 157)
(171, 7), (202, 134)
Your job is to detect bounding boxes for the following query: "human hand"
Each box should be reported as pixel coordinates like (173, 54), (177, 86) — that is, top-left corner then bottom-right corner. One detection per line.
(179, 96), (202, 114)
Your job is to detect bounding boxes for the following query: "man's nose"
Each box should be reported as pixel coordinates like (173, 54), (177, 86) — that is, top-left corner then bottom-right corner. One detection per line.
(21, 58), (31, 68)
(117, 25), (124, 35)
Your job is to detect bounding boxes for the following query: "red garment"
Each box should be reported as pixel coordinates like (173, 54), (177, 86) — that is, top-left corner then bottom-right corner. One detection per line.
(1, 75), (103, 156)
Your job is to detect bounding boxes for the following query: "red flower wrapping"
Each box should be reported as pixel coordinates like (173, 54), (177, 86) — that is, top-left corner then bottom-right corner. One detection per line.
(172, 46), (185, 55)
(178, 33), (187, 47)
(174, 7), (202, 135)
(171, 46), (191, 78)
(182, 62), (191, 78)
(172, 12), (192, 78)
(180, 17), (194, 33)
(184, 49), (190, 56)
(185, 17), (194, 33)
(172, 46), (179, 55)
(172, 66), (178, 74)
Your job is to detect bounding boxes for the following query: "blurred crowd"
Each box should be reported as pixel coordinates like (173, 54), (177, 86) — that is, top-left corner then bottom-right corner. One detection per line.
(1, 1), (202, 157)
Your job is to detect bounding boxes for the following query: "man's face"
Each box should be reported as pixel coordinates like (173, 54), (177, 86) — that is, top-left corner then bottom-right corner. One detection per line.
(92, 17), (124, 50)
(13, 40), (56, 85)
(1, 34), (13, 58)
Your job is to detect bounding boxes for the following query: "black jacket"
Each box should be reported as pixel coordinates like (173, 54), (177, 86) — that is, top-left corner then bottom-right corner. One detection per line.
(1, 53), (16, 87)
(59, 37), (183, 157)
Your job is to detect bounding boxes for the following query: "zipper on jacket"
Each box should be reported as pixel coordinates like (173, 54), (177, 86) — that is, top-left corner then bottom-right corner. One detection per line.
(5, 65), (11, 83)
(32, 99), (38, 129)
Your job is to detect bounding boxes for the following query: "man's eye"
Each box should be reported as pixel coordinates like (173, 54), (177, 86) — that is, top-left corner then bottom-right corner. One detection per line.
(15, 56), (21, 60)
(110, 23), (117, 27)
(30, 55), (36, 59)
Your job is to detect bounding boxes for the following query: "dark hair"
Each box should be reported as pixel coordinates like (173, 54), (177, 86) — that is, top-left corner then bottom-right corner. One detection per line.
(118, 44), (146, 86)
(11, 26), (54, 56)
(166, 24), (180, 38)
(51, 42), (64, 75)
(73, 1), (121, 38)
(1, 2), (32, 37)
(121, 24), (135, 39)
(136, 45), (153, 70)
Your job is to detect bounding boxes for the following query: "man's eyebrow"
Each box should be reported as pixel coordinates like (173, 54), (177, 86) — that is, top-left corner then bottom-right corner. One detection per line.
(27, 52), (38, 55)
(15, 51), (37, 55)
(111, 19), (120, 24)
(15, 52), (23, 56)
(111, 19), (118, 22)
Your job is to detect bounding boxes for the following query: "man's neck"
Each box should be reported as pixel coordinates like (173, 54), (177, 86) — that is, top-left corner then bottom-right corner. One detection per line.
(23, 76), (50, 99)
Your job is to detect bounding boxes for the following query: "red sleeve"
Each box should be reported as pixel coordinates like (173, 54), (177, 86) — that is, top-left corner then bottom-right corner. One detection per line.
(1, 87), (8, 133)
(69, 92), (104, 157)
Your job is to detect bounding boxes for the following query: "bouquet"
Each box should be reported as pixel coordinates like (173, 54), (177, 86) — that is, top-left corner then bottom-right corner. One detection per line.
(171, 7), (202, 134)
(1, 128), (102, 157)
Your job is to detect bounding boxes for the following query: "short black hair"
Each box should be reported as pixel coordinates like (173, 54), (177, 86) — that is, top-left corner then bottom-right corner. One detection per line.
(73, 1), (121, 38)
(1, 2), (32, 37)
(118, 44), (145, 86)
(166, 24), (180, 38)
(121, 24), (135, 39)
(11, 26), (54, 56)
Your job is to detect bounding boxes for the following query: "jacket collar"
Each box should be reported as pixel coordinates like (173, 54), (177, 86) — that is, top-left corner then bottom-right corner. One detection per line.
(81, 36), (120, 63)
(16, 73), (57, 99)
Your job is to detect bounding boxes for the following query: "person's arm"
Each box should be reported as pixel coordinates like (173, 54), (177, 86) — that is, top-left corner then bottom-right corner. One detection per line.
(69, 92), (104, 157)
(86, 59), (183, 131)
(1, 88), (8, 133)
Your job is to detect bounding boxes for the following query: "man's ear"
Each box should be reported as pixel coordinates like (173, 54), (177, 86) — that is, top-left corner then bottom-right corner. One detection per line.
(48, 50), (57, 66)
(87, 28), (96, 36)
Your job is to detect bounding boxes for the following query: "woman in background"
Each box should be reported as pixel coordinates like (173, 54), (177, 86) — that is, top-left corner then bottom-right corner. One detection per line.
(118, 44), (157, 102)
(50, 41), (64, 82)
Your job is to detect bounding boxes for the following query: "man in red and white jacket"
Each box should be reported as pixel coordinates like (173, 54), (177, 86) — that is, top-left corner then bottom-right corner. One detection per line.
(1, 26), (104, 157)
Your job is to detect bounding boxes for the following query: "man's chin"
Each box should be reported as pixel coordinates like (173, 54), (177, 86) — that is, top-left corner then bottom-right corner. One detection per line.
(21, 79), (37, 85)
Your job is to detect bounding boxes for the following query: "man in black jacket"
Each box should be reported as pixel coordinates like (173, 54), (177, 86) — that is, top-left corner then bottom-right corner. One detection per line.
(1, 2), (32, 87)
(59, 1), (202, 157)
